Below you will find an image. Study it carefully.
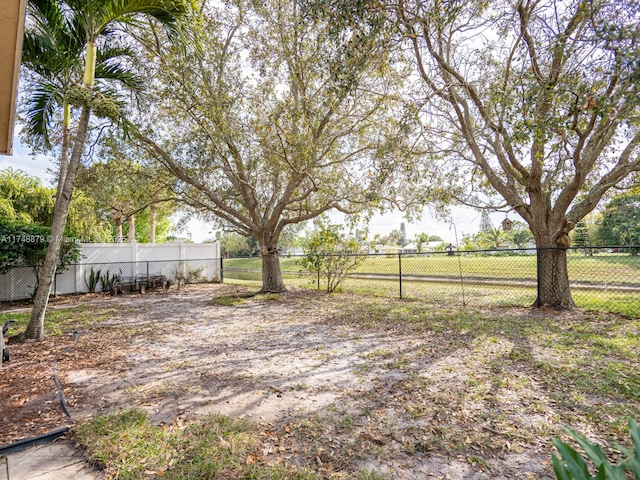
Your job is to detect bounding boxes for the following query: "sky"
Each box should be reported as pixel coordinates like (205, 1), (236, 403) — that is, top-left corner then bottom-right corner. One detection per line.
(2, 131), (509, 245)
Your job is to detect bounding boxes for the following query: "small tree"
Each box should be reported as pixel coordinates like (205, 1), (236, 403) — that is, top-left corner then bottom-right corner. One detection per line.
(480, 227), (508, 250)
(220, 232), (252, 257)
(479, 211), (494, 234)
(572, 221), (591, 255)
(509, 221), (535, 249)
(415, 232), (429, 252)
(298, 223), (366, 293)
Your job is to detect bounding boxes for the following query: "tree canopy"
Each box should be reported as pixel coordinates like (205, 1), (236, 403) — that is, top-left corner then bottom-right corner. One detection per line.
(597, 193), (640, 250)
(388, 0), (640, 307)
(134, 0), (412, 291)
(0, 168), (112, 241)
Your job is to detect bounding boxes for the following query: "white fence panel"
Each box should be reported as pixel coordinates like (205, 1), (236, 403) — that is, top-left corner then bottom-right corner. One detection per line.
(0, 241), (220, 302)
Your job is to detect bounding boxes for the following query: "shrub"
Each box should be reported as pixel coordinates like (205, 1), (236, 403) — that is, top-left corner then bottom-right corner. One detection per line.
(297, 222), (366, 293)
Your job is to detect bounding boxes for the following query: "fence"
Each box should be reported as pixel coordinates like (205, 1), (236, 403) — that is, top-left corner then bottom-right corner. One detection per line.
(222, 246), (640, 316)
(0, 242), (221, 301)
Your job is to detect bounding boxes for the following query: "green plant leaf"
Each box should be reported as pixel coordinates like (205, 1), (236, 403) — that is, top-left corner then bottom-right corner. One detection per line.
(552, 454), (573, 480)
(565, 428), (609, 467)
(630, 419), (640, 463)
(552, 437), (593, 478)
(602, 462), (628, 480)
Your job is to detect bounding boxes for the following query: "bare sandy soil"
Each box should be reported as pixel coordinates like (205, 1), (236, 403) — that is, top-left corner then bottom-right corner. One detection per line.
(2, 284), (561, 479)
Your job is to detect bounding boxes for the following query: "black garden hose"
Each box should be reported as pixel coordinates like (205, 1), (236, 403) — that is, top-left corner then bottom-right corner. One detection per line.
(0, 332), (81, 456)
(52, 331), (79, 418)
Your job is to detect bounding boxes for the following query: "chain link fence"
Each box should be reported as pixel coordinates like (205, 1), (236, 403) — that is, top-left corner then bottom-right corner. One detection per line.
(223, 246), (640, 316)
(0, 258), (221, 301)
(3, 246), (638, 316)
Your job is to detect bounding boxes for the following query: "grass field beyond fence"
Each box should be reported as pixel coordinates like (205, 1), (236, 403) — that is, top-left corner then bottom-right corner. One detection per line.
(223, 248), (640, 317)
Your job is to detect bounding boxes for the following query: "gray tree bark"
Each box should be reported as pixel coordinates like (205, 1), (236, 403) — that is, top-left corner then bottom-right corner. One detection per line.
(128, 213), (136, 243)
(149, 205), (157, 244)
(260, 249), (286, 293)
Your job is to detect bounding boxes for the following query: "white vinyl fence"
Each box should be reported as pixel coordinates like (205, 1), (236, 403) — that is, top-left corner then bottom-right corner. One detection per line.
(0, 242), (221, 302)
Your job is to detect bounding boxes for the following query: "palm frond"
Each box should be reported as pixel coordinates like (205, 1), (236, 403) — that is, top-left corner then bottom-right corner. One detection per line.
(95, 63), (145, 93)
(24, 82), (62, 149)
(96, 45), (137, 63)
(91, 0), (192, 38)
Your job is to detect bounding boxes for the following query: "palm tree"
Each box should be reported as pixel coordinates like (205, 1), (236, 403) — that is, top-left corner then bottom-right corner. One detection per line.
(24, 0), (192, 341)
(21, 0), (144, 202)
(480, 227), (508, 250)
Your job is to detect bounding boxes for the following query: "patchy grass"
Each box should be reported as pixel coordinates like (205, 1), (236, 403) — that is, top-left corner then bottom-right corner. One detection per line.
(0, 304), (123, 336)
(6, 285), (639, 478)
(255, 293), (639, 477)
(76, 409), (387, 479)
(213, 295), (247, 307)
(327, 296), (640, 441)
(77, 409), (319, 479)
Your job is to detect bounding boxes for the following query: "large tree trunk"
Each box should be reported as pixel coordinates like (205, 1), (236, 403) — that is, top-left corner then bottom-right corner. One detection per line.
(532, 223), (575, 308)
(260, 248), (286, 293)
(536, 247), (574, 308)
(24, 105), (91, 341)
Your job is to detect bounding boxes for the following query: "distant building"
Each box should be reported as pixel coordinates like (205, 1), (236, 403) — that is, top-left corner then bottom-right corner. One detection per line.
(401, 243), (418, 254)
(371, 244), (400, 254)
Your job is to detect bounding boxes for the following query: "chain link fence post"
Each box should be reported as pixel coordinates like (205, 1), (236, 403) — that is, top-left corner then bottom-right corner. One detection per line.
(399, 252), (403, 299)
(536, 248), (541, 307)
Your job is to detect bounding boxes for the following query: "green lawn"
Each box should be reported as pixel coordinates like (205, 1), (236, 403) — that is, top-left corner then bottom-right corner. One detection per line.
(222, 253), (640, 317)
(224, 253), (640, 284)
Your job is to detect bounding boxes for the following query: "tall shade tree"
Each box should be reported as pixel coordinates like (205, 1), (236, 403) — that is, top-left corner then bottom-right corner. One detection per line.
(135, 0), (411, 292)
(78, 156), (176, 243)
(23, 0), (192, 341)
(391, 0), (640, 308)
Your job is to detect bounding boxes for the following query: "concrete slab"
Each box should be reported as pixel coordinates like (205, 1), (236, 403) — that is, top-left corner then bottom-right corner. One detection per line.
(2, 440), (102, 480)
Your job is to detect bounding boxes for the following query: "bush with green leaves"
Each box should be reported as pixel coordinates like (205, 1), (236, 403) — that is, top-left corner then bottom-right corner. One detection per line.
(0, 220), (82, 296)
(552, 419), (640, 479)
(297, 223), (366, 293)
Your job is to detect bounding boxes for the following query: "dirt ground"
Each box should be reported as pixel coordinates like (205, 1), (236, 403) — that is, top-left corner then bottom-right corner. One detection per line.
(1, 284), (563, 479)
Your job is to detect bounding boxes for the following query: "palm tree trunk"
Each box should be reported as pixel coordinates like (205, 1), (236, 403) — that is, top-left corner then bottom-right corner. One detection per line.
(149, 205), (157, 244)
(24, 105), (91, 341)
(55, 105), (72, 204)
(128, 213), (136, 242)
